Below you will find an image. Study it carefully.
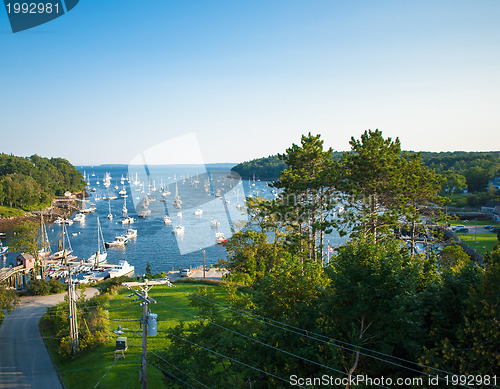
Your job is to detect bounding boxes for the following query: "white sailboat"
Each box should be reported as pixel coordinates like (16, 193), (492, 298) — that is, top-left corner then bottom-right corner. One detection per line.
(87, 217), (108, 266)
(174, 181), (182, 209)
(107, 200), (113, 220)
(38, 215), (51, 259)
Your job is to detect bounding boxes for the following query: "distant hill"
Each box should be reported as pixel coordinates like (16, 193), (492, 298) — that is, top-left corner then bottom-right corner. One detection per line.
(232, 151), (500, 191)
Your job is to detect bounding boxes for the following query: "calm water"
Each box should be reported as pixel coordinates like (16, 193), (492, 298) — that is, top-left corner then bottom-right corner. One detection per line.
(0, 165), (346, 273)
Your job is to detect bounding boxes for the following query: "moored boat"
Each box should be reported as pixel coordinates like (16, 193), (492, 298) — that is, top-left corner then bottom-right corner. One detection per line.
(215, 232), (227, 244)
(108, 260), (134, 278)
(105, 235), (128, 248)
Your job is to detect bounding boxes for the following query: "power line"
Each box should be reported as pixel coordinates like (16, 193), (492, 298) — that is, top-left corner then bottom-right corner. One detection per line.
(146, 357), (198, 389)
(149, 350), (212, 389)
(161, 329), (311, 389)
(92, 358), (119, 389)
(188, 293), (484, 389)
(154, 298), (364, 386)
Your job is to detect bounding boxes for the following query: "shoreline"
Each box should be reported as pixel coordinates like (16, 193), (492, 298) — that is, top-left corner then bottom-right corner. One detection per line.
(0, 193), (85, 233)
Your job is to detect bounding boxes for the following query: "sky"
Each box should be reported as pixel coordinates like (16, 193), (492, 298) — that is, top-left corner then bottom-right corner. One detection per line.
(1, 0), (499, 165)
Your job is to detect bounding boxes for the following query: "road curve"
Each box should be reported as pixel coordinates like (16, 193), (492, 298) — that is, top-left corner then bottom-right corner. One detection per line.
(0, 288), (98, 389)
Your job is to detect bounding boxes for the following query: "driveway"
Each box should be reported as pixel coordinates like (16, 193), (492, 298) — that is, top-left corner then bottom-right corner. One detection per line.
(0, 288), (98, 389)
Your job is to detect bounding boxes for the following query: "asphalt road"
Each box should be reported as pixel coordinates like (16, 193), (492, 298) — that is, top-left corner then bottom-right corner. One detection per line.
(0, 288), (98, 389)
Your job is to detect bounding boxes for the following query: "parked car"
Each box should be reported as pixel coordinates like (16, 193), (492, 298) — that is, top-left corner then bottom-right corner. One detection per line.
(484, 225), (493, 230)
(452, 225), (466, 231)
(455, 227), (469, 233)
(180, 268), (191, 277)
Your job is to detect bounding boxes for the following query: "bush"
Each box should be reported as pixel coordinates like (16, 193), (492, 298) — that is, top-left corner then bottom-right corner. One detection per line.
(28, 279), (66, 296)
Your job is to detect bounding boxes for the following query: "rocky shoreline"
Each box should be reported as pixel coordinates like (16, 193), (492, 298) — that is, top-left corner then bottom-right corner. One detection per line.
(0, 193), (85, 232)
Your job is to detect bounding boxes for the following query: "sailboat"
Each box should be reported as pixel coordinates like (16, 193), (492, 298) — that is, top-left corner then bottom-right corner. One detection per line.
(173, 181), (182, 209)
(107, 200), (113, 220)
(121, 197), (134, 224)
(87, 217), (108, 266)
(38, 215), (51, 259)
(50, 222), (76, 262)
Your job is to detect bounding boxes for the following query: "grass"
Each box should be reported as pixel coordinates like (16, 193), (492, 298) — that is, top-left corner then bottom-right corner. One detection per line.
(0, 205), (26, 217)
(446, 220), (500, 256)
(42, 280), (229, 389)
(455, 233), (499, 256)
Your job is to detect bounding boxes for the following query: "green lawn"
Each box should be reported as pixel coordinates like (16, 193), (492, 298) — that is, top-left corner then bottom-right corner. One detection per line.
(42, 280), (228, 389)
(445, 220), (499, 256)
(0, 205), (26, 217)
(456, 233), (499, 256)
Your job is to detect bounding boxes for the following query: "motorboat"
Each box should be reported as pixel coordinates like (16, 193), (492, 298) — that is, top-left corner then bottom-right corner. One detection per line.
(105, 235), (128, 248)
(123, 229), (137, 239)
(108, 260), (134, 278)
(194, 208), (203, 216)
(121, 217), (134, 224)
(138, 209), (151, 218)
(173, 225), (185, 234)
(164, 216), (172, 225)
(0, 242), (8, 256)
(215, 232), (227, 244)
(73, 213), (86, 223)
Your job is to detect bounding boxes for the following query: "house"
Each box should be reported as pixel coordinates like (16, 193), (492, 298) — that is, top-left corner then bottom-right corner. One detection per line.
(481, 201), (500, 213)
(16, 253), (35, 269)
(481, 201), (500, 222)
(487, 176), (500, 190)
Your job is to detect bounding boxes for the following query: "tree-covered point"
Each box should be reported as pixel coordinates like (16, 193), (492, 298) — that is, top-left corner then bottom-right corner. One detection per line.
(232, 151), (345, 180)
(0, 153), (85, 210)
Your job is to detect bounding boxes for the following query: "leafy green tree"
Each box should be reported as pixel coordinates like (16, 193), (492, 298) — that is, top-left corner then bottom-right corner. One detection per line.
(145, 262), (153, 279)
(321, 237), (428, 378)
(437, 245), (472, 272)
(0, 286), (20, 323)
(422, 262), (498, 377)
(11, 221), (41, 259)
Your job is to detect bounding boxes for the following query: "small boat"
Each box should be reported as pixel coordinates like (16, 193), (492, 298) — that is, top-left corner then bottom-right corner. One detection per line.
(73, 213), (86, 223)
(177, 212), (182, 218)
(0, 242), (8, 256)
(138, 209), (151, 218)
(105, 235), (128, 248)
(164, 216), (172, 225)
(194, 208), (203, 216)
(123, 229), (137, 239)
(173, 225), (185, 234)
(211, 218), (220, 228)
(0, 232), (6, 239)
(119, 186), (127, 196)
(121, 217), (134, 224)
(215, 232), (227, 244)
(108, 260), (134, 278)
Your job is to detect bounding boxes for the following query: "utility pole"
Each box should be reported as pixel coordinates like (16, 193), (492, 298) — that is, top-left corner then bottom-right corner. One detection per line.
(65, 252), (78, 354)
(203, 250), (206, 280)
(123, 279), (159, 389)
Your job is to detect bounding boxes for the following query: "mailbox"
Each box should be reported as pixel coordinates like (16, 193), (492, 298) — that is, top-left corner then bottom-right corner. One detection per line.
(116, 337), (127, 350)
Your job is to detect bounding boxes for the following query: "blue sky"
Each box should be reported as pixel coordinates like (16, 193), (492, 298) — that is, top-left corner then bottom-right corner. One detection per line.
(1, 0), (499, 165)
